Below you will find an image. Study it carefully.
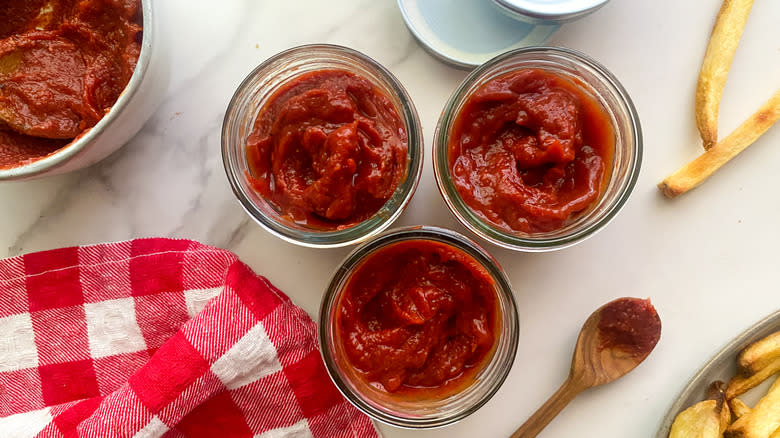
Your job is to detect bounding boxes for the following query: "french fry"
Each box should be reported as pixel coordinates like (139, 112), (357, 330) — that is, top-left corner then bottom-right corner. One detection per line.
(695, 0), (754, 149)
(725, 376), (780, 438)
(730, 398), (752, 419)
(659, 89), (780, 198)
(669, 399), (722, 438)
(708, 381), (733, 432)
(669, 382), (730, 438)
(721, 393), (733, 432)
(770, 427), (780, 438)
(738, 331), (780, 375)
(726, 356), (780, 400)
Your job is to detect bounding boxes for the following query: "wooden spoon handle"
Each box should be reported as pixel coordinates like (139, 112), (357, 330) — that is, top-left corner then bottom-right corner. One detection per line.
(509, 377), (584, 438)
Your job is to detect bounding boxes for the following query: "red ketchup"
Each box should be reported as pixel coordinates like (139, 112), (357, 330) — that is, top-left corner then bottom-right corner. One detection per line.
(337, 240), (498, 395)
(448, 68), (615, 233)
(245, 69), (408, 230)
(0, 0), (142, 169)
(597, 297), (661, 358)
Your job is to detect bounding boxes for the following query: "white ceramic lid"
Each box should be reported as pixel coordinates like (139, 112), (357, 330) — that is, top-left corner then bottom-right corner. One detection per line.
(493, 0), (609, 22)
(397, 0), (559, 69)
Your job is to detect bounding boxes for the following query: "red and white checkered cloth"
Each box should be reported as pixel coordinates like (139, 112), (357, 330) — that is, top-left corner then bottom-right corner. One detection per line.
(0, 238), (379, 438)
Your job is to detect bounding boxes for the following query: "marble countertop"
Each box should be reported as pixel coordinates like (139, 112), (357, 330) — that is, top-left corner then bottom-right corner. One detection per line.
(2, 1), (780, 436)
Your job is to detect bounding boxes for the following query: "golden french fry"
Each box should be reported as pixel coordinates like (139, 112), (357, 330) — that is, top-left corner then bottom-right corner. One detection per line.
(725, 376), (780, 438)
(730, 398), (752, 419)
(721, 397), (733, 432)
(726, 357), (780, 399)
(659, 89), (780, 198)
(739, 331), (780, 375)
(695, 0), (754, 149)
(709, 380), (727, 399)
(707, 381), (732, 432)
(669, 399), (722, 438)
(770, 427), (780, 438)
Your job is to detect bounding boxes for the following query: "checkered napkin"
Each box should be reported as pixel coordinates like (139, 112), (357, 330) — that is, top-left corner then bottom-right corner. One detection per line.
(0, 238), (379, 438)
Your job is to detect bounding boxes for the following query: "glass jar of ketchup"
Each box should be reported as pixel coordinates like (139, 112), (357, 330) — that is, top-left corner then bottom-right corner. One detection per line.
(434, 46), (642, 252)
(223, 44), (423, 248)
(319, 226), (519, 428)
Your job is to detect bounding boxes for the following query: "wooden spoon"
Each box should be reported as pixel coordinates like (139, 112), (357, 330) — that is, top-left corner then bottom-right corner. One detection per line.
(511, 297), (662, 438)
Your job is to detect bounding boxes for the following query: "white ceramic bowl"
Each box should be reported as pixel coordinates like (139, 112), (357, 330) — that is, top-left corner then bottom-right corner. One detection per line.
(0, 0), (167, 181)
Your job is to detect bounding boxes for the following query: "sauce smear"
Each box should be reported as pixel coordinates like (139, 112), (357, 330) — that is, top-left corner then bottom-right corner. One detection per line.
(597, 297), (661, 358)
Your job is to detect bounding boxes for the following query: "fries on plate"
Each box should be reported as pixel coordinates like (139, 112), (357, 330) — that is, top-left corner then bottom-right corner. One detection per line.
(669, 330), (780, 438)
(725, 376), (780, 438)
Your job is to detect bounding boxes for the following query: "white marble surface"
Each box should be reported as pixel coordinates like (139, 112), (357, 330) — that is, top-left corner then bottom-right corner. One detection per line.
(2, 1), (780, 436)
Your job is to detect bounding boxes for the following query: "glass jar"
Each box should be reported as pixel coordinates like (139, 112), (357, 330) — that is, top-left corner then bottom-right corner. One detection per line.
(433, 46), (642, 252)
(319, 226), (519, 428)
(222, 44), (423, 248)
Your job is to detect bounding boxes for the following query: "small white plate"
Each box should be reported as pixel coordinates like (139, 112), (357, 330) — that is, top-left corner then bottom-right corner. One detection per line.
(397, 0), (559, 69)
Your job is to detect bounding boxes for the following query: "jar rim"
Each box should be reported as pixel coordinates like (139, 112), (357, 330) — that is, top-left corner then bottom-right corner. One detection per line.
(433, 46), (642, 252)
(221, 44), (424, 248)
(318, 226), (519, 428)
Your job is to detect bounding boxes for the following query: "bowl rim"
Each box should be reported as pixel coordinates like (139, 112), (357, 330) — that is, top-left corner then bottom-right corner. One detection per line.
(0, 0), (154, 180)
